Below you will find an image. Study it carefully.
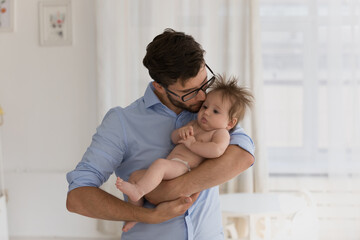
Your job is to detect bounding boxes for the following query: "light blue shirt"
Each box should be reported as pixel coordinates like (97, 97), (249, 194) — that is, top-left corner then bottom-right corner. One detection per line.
(67, 82), (255, 240)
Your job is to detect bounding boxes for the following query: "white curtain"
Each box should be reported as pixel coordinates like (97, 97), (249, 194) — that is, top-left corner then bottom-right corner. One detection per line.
(95, 0), (266, 235)
(0, 106), (4, 195)
(320, 1), (360, 238)
(296, 1), (360, 238)
(260, 0), (360, 239)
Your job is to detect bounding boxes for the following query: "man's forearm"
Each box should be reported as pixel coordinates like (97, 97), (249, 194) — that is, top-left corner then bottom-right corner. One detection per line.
(66, 186), (152, 222)
(66, 186), (196, 224)
(145, 145), (254, 204)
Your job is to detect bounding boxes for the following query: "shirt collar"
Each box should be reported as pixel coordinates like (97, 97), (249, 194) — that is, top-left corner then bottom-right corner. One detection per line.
(144, 82), (163, 109)
(143, 82), (196, 120)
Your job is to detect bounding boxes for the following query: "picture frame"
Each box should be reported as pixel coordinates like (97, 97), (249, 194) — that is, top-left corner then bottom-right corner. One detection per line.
(39, 0), (72, 46)
(0, 0), (15, 32)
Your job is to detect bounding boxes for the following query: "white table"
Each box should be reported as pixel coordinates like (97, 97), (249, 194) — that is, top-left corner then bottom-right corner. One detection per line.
(220, 193), (306, 240)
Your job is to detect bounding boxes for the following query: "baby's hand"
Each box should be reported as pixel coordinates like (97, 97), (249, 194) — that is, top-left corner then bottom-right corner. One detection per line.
(178, 126), (194, 140)
(178, 135), (196, 148)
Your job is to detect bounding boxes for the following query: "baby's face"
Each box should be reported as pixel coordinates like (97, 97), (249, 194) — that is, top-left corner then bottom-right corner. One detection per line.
(197, 91), (233, 131)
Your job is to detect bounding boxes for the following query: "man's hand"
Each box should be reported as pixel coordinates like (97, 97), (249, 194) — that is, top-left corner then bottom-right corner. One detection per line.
(151, 192), (200, 224)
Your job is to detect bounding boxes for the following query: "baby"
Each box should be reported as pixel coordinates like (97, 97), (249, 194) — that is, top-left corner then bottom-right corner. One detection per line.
(116, 75), (253, 231)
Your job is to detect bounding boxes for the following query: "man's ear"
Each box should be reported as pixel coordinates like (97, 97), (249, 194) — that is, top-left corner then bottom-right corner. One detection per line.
(227, 118), (238, 130)
(152, 81), (165, 93)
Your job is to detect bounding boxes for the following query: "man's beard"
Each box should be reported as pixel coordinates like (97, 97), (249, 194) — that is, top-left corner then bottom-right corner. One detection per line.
(167, 93), (203, 113)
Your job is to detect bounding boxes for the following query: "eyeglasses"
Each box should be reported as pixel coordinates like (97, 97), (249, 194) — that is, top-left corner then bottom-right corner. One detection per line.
(163, 64), (215, 102)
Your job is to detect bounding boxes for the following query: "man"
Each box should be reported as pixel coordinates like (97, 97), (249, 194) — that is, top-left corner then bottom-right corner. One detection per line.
(66, 28), (255, 240)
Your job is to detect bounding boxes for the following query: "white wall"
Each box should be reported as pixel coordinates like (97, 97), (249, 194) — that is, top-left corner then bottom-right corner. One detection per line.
(0, 0), (113, 238)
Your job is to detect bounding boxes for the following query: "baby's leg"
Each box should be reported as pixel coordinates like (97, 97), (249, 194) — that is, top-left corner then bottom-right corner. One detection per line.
(115, 177), (144, 202)
(134, 158), (189, 193)
(122, 221), (137, 232)
(116, 159), (188, 202)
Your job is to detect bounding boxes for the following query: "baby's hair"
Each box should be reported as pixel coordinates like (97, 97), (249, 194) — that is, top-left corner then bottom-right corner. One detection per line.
(210, 74), (254, 125)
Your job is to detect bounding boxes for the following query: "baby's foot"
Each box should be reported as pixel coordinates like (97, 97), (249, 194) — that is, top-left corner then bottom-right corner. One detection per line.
(115, 177), (143, 202)
(122, 221), (138, 232)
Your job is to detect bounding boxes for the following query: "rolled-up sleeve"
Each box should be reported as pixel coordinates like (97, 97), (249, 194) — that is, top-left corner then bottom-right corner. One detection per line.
(229, 126), (255, 158)
(67, 108), (127, 192)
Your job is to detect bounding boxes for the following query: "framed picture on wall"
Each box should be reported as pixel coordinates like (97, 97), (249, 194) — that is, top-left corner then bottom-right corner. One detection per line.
(39, 0), (72, 46)
(0, 0), (15, 32)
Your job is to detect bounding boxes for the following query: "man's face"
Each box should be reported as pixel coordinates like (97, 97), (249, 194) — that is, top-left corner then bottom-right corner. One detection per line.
(165, 65), (208, 113)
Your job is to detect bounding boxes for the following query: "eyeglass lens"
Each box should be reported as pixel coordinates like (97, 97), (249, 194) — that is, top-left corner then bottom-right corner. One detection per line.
(182, 77), (215, 101)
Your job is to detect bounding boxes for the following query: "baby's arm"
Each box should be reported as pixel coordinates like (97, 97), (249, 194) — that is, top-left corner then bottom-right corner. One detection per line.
(171, 120), (196, 144)
(179, 129), (230, 158)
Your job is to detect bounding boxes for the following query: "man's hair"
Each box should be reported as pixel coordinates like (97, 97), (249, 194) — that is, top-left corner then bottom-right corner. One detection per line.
(143, 28), (205, 87)
(210, 75), (254, 125)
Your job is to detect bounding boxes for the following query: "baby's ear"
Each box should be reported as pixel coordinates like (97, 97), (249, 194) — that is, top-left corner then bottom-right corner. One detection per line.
(227, 118), (238, 130)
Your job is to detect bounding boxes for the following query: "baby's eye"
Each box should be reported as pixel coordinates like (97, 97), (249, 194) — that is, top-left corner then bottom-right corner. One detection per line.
(202, 105), (208, 109)
(213, 110), (219, 114)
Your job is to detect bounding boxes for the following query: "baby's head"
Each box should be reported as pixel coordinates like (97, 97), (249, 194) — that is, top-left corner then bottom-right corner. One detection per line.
(207, 75), (253, 131)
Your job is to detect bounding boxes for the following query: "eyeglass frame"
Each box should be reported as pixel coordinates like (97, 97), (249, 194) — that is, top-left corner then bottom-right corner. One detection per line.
(162, 64), (216, 102)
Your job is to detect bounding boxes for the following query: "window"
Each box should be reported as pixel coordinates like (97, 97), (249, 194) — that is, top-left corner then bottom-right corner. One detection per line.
(260, 1), (360, 239)
(260, 0), (360, 175)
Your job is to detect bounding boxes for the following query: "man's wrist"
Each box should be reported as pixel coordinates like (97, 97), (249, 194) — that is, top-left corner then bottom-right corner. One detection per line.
(132, 205), (158, 224)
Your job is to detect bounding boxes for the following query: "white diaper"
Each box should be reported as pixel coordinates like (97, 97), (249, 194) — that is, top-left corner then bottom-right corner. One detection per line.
(171, 158), (191, 172)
